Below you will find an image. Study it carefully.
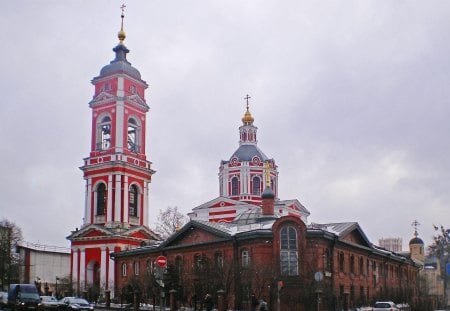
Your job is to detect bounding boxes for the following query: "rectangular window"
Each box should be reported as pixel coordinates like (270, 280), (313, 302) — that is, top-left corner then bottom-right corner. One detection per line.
(122, 263), (127, 276)
(134, 262), (139, 275)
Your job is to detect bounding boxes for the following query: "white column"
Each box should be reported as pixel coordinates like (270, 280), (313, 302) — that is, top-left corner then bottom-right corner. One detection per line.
(144, 181), (149, 226)
(115, 174), (123, 223)
(100, 247), (107, 290)
(123, 176), (129, 223)
(85, 178), (92, 224)
(116, 77), (125, 153)
(79, 248), (86, 291)
(71, 248), (79, 292)
(108, 247), (115, 297)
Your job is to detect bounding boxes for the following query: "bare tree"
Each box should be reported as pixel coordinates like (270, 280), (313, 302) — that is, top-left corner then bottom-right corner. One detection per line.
(154, 206), (189, 239)
(0, 218), (23, 290)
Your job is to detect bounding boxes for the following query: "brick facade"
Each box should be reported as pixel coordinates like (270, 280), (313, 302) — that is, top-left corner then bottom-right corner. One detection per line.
(112, 217), (420, 311)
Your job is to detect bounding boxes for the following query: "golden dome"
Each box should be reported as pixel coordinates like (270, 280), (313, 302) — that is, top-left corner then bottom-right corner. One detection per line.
(242, 107), (254, 124)
(118, 29), (126, 43)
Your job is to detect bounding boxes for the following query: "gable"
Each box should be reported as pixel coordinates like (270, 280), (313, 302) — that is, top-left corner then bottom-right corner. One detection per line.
(84, 229), (108, 238)
(129, 230), (153, 240)
(340, 228), (371, 247)
(164, 223), (230, 248)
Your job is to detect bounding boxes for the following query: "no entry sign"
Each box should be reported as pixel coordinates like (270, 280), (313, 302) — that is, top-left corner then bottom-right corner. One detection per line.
(156, 255), (167, 267)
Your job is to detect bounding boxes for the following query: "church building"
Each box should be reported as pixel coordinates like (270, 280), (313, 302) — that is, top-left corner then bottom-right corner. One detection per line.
(69, 10), (421, 311)
(67, 10), (159, 298)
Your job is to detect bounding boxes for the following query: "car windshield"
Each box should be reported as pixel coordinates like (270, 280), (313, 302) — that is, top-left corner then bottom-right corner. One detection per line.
(19, 293), (40, 300)
(375, 303), (391, 308)
(42, 296), (58, 302)
(71, 298), (89, 304)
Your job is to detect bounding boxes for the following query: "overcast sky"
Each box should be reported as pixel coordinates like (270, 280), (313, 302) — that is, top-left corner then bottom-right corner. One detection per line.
(1, 1), (449, 250)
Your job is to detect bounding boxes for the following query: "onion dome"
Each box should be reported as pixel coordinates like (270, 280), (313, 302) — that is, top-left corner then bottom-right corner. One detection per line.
(409, 236), (424, 245)
(97, 9), (141, 80)
(261, 186), (275, 199)
(242, 108), (254, 125)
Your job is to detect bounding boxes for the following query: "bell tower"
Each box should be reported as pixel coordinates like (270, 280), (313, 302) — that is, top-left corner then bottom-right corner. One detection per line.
(67, 7), (159, 297)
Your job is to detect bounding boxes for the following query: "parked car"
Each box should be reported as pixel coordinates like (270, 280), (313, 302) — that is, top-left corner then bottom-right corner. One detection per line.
(39, 296), (66, 310)
(0, 291), (8, 309)
(7, 284), (41, 311)
(60, 297), (93, 311)
(373, 301), (399, 311)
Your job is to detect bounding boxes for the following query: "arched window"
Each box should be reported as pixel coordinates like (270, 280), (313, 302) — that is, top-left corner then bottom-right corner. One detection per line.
(175, 256), (183, 275)
(242, 249), (250, 267)
(127, 117), (140, 152)
(339, 252), (345, 272)
(97, 116), (111, 150)
(129, 184), (138, 217)
(252, 176), (261, 195)
(231, 177), (239, 196)
(96, 183), (107, 216)
(215, 252), (224, 269)
(280, 226), (298, 276)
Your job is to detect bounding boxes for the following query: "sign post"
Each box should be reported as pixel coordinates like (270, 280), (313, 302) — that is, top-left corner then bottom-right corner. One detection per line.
(155, 256), (167, 311)
(156, 255), (167, 268)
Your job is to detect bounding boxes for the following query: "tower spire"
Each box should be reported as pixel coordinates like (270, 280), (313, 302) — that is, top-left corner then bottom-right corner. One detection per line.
(118, 4), (126, 44)
(412, 220), (420, 237)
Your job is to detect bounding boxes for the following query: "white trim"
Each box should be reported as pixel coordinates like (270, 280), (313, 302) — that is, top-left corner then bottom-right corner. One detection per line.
(143, 181), (149, 226)
(123, 176), (129, 221)
(85, 179), (92, 224)
(100, 248), (107, 289)
(79, 249), (86, 290)
(114, 174), (122, 223)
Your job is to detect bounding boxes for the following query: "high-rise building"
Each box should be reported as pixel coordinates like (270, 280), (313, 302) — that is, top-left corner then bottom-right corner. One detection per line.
(378, 237), (403, 252)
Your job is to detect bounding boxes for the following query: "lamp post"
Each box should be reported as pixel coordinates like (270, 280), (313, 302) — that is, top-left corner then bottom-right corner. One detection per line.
(55, 277), (59, 298)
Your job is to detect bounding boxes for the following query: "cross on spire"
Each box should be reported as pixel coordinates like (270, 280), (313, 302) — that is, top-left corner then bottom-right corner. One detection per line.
(120, 4), (126, 17)
(412, 220), (420, 237)
(244, 94), (251, 111)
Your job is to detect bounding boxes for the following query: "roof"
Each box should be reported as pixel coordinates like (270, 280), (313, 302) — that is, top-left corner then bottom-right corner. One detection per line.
(96, 44), (142, 81)
(227, 144), (269, 162)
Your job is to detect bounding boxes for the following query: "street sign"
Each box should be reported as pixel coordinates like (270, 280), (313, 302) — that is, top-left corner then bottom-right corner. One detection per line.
(446, 263), (450, 276)
(156, 255), (167, 267)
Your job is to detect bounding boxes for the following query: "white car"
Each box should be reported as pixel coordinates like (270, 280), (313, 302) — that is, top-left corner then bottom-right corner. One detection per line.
(0, 291), (7, 309)
(373, 301), (399, 311)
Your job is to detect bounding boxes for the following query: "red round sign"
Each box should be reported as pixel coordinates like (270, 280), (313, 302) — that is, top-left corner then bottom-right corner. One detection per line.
(156, 255), (167, 267)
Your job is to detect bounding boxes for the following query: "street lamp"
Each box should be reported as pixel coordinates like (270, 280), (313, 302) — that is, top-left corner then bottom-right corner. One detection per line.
(55, 277), (59, 298)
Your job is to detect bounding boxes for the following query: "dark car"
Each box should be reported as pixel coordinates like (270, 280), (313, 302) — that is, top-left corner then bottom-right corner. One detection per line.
(60, 298), (93, 311)
(7, 284), (41, 311)
(39, 296), (65, 311)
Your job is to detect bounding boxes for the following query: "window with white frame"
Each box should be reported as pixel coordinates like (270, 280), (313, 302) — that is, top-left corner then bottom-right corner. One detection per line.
(231, 177), (239, 196)
(134, 262), (139, 275)
(252, 176), (261, 195)
(242, 249), (250, 267)
(96, 183), (107, 216)
(129, 184), (138, 217)
(122, 263), (127, 276)
(127, 117), (140, 152)
(280, 226), (298, 276)
(97, 116), (111, 150)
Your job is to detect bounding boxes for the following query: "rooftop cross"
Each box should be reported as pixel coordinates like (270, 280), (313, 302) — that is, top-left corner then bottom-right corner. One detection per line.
(411, 220), (420, 237)
(244, 94), (251, 111)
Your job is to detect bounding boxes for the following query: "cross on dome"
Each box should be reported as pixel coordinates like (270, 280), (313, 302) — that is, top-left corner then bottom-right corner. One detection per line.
(242, 94), (254, 125)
